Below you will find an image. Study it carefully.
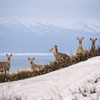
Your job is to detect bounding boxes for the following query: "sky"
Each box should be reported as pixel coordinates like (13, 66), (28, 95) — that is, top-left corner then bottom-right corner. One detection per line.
(0, 0), (100, 54)
(0, 0), (100, 19)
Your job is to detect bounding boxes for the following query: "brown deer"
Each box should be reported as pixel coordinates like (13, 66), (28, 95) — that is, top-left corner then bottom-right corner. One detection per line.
(0, 54), (12, 74)
(50, 45), (70, 60)
(90, 38), (97, 53)
(77, 37), (84, 53)
(28, 58), (43, 70)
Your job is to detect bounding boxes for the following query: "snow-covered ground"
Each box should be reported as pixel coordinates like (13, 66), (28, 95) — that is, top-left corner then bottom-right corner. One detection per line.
(0, 56), (100, 100)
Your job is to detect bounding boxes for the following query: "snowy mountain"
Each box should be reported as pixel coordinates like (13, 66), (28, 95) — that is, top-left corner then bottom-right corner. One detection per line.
(0, 56), (100, 100)
(0, 18), (100, 54)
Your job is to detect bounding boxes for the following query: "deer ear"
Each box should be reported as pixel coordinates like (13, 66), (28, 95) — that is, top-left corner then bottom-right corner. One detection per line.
(82, 37), (84, 39)
(33, 58), (35, 60)
(6, 54), (8, 56)
(77, 37), (78, 39)
(28, 58), (30, 60)
(90, 38), (92, 40)
(10, 54), (12, 56)
(55, 45), (58, 47)
(95, 38), (97, 40)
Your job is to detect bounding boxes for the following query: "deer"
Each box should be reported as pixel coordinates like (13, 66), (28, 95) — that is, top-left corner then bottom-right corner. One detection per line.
(0, 54), (12, 74)
(49, 45), (70, 60)
(77, 37), (84, 53)
(28, 58), (43, 70)
(90, 38), (97, 53)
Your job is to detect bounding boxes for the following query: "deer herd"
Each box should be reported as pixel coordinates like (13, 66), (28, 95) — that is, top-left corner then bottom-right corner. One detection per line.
(0, 37), (98, 74)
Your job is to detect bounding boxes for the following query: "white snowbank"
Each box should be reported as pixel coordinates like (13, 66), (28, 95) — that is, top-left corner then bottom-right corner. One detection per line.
(0, 56), (100, 100)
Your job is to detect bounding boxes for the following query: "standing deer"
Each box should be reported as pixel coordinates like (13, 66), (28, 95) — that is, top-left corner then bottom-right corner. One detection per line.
(90, 38), (97, 53)
(77, 37), (84, 53)
(50, 45), (70, 60)
(28, 58), (43, 70)
(0, 54), (12, 74)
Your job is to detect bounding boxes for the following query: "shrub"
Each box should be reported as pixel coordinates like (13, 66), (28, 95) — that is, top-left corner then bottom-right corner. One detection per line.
(0, 47), (100, 83)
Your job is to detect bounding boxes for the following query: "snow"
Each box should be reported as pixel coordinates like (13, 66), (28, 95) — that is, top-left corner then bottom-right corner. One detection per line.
(0, 18), (100, 33)
(0, 56), (100, 100)
(0, 53), (53, 56)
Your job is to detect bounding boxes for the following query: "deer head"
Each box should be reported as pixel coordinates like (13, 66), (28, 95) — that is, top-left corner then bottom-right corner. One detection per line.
(6, 54), (12, 61)
(28, 58), (35, 64)
(50, 45), (58, 52)
(77, 37), (84, 44)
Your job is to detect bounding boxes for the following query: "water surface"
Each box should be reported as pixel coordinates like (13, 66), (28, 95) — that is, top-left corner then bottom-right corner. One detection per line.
(0, 55), (55, 72)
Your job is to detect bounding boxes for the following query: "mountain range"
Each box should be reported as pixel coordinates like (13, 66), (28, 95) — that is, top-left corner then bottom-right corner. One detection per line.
(0, 18), (100, 55)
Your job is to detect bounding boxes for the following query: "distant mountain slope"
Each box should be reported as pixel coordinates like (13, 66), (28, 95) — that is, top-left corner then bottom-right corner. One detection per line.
(0, 18), (100, 54)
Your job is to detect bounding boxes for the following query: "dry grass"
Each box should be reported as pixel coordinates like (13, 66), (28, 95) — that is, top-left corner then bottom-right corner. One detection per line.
(0, 47), (100, 83)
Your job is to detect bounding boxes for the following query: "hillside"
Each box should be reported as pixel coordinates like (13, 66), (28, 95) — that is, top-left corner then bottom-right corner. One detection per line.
(0, 56), (100, 100)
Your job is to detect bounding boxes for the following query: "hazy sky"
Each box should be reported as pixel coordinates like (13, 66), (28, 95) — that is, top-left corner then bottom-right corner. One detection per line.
(0, 0), (100, 19)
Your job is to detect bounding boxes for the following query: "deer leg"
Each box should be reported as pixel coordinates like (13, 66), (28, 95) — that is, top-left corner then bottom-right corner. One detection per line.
(5, 70), (6, 74)
(8, 70), (9, 74)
